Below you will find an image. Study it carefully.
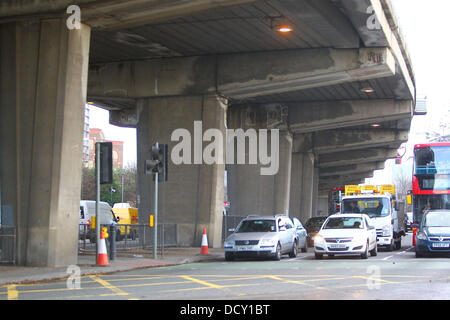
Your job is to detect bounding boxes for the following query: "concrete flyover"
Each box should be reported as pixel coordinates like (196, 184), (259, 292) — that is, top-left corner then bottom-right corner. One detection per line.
(0, 0), (419, 266)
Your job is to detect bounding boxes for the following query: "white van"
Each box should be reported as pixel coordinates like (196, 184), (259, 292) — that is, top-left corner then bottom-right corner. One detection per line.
(79, 200), (118, 242)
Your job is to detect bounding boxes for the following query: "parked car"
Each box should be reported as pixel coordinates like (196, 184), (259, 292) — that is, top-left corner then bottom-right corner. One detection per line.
(313, 214), (377, 259)
(305, 216), (328, 247)
(79, 200), (118, 243)
(224, 215), (299, 261)
(290, 217), (308, 253)
(415, 210), (450, 258)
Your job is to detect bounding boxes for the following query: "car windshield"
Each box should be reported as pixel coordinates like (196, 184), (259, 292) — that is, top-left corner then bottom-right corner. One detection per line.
(235, 219), (276, 233)
(342, 198), (390, 218)
(306, 218), (327, 228)
(323, 217), (364, 229)
(424, 213), (450, 227)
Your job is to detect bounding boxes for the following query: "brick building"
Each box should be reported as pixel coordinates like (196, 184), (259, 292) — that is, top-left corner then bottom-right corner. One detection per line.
(88, 128), (124, 169)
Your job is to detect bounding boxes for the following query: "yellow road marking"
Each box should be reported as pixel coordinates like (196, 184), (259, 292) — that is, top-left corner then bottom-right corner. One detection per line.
(158, 282), (261, 294)
(268, 275), (334, 292)
(0, 273), (439, 299)
(180, 275), (224, 289)
(89, 276), (129, 297)
(352, 276), (401, 285)
(7, 285), (18, 300)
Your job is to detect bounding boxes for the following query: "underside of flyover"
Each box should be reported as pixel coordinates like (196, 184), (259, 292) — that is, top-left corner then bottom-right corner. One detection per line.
(0, 0), (417, 266)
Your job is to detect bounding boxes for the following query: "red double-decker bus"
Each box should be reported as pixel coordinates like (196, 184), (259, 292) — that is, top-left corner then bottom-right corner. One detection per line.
(411, 143), (450, 225)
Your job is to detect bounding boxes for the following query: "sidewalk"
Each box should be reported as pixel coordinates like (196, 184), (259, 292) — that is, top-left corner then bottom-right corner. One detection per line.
(0, 247), (224, 286)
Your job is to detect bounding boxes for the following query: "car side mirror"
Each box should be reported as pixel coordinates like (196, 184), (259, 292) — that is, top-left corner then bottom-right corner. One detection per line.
(228, 228), (235, 233)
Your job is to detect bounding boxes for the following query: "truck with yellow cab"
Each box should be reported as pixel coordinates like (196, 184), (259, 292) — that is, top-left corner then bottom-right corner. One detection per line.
(112, 203), (139, 240)
(340, 185), (406, 251)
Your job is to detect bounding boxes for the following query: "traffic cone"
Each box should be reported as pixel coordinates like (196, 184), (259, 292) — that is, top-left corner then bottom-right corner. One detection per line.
(97, 228), (109, 266)
(200, 227), (209, 254)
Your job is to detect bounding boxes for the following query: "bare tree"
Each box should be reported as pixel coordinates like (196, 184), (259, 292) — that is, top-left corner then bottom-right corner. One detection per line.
(392, 165), (412, 200)
(425, 108), (450, 142)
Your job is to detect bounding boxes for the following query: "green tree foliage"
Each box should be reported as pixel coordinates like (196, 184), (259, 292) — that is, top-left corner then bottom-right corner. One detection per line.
(81, 164), (137, 207)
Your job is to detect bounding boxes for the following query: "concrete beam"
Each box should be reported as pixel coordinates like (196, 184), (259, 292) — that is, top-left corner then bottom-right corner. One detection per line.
(319, 162), (384, 177)
(87, 47), (395, 101)
(319, 178), (364, 189)
(318, 148), (398, 168)
(288, 99), (413, 133)
(1, 0), (260, 29)
(313, 129), (409, 154)
(320, 171), (374, 184)
(332, 0), (415, 100)
(218, 47), (395, 99)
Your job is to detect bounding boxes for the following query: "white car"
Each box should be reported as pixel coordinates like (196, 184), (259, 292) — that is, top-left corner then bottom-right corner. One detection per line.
(313, 214), (377, 259)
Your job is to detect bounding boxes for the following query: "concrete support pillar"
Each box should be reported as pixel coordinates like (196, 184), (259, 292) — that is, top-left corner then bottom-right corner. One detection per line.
(312, 167), (320, 217)
(137, 95), (226, 248)
(0, 20), (91, 266)
(227, 131), (293, 217)
(289, 152), (316, 224)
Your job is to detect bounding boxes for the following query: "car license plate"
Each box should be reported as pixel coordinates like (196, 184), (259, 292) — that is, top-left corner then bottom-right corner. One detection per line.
(432, 243), (450, 248)
(329, 244), (346, 249)
(238, 246), (254, 251)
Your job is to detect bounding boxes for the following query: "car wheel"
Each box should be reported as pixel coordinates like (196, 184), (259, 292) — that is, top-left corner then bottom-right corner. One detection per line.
(386, 239), (394, 252)
(314, 253), (323, 260)
(273, 243), (282, 261)
(395, 238), (401, 250)
(370, 243), (378, 257)
(289, 241), (298, 258)
(415, 247), (426, 258)
(301, 242), (308, 253)
(361, 241), (369, 259)
(225, 252), (235, 261)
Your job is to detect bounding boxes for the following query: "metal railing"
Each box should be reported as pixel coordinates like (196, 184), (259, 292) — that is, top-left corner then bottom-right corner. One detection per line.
(0, 226), (16, 265)
(222, 215), (245, 242)
(78, 223), (177, 254)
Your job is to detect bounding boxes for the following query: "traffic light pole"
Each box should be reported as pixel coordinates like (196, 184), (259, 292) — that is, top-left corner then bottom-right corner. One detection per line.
(145, 141), (167, 260)
(95, 143), (101, 263)
(153, 171), (158, 259)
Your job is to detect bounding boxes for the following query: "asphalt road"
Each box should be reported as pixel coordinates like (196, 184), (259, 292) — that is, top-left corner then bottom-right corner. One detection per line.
(2, 233), (450, 301)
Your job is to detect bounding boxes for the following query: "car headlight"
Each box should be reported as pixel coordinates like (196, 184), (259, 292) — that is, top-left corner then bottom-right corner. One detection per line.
(224, 240), (234, 248)
(313, 235), (325, 244)
(260, 238), (277, 245)
(417, 232), (427, 241)
(382, 225), (391, 237)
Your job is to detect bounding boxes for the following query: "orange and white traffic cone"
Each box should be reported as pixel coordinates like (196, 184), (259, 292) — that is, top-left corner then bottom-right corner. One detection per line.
(97, 228), (109, 266)
(200, 227), (209, 254)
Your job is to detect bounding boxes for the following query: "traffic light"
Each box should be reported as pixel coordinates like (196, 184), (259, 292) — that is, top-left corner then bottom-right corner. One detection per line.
(145, 143), (168, 182)
(96, 142), (113, 184)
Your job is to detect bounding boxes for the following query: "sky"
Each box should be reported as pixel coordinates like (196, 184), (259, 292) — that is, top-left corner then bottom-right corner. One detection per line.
(367, 0), (450, 185)
(88, 1), (450, 179)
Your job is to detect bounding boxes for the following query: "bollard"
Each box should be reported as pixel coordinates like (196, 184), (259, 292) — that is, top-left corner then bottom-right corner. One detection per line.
(412, 223), (419, 246)
(109, 224), (116, 260)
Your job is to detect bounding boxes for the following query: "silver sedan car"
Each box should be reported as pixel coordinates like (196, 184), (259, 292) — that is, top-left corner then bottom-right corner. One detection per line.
(224, 215), (299, 261)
